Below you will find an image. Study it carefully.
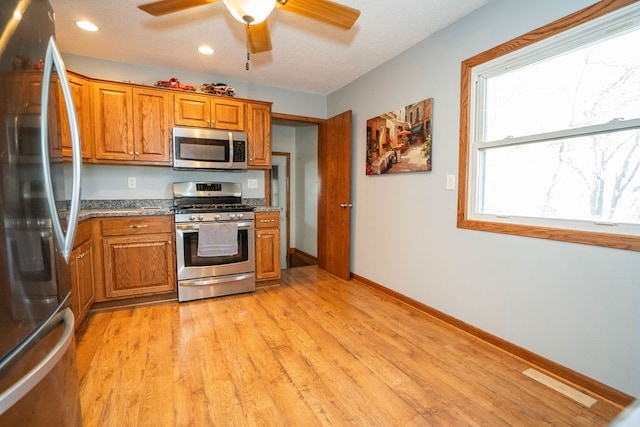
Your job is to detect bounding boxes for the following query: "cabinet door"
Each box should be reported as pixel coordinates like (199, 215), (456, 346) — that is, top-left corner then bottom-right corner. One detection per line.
(174, 93), (211, 128)
(211, 98), (244, 130)
(60, 74), (93, 160)
(92, 81), (134, 161)
(246, 102), (272, 168)
(132, 87), (172, 164)
(256, 227), (280, 281)
(71, 239), (95, 328)
(23, 73), (43, 114)
(103, 233), (176, 299)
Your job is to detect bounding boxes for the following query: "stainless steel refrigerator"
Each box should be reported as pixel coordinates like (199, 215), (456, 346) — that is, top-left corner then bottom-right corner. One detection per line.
(0, 0), (83, 424)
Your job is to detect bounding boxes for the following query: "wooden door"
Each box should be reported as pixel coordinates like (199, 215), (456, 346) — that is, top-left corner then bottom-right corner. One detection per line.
(132, 87), (172, 164)
(247, 102), (272, 168)
(102, 234), (176, 299)
(174, 93), (211, 128)
(211, 98), (245, 130)
(70, 239), (95, 327)
(60, 73), (93, 159)
(92, 82), (133, 161)
(255, 212), (281, 281)
(318, 111), (352, 280)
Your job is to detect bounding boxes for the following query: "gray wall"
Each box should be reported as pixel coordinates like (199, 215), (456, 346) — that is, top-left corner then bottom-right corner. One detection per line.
(328, 0), (640, 397)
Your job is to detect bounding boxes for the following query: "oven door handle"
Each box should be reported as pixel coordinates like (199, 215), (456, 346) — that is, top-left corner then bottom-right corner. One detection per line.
(176, 222), (254, 230)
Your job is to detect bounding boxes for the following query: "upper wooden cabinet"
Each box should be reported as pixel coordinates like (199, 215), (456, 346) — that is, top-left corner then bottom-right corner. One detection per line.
(132, 87), (172, 163)
(1, 72), (63, 159)
(246, 101), (272, 169)
(58, 71), (273, 168)
(92, 81), (172, 165)
(60, 73), (93, 160)
(174, 92), (245, 130)
(92, 81), (134, 162)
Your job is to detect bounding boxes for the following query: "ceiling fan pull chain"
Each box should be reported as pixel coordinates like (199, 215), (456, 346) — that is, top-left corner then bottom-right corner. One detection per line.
(246, 23), (251, 71)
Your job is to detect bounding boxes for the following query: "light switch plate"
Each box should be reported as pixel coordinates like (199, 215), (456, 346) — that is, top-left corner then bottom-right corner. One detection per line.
(128, 177), (136, 188)
(446, 174), (456, 190)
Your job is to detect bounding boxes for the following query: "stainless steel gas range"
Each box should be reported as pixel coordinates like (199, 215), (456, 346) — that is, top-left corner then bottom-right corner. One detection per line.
(173, 182), (255, 302)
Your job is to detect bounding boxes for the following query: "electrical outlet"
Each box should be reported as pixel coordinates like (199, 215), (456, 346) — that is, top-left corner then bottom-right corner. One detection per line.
(247, 179), (258, 189)
(446, 174), (456, 190)
(128, 177), (136, 189)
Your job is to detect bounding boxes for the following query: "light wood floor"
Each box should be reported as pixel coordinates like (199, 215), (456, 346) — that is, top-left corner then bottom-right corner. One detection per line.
(76, 266), (625, 426)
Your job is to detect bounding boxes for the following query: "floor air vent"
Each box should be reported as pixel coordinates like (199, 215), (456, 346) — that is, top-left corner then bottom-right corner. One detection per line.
(523, 368), (598, 408)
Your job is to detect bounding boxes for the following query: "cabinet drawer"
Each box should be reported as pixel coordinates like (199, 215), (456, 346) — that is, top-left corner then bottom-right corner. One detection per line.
(101, 215), (173, 236)
(255, 211), (280, 229)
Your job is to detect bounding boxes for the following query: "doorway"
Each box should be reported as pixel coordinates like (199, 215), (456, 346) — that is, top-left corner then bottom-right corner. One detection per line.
(271, 111), (352, 280)
(271, 152), (290, 269)
(270, 121), (319, 270)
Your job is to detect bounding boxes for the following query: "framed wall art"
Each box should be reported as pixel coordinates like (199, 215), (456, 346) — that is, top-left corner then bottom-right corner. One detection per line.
(366, 98), (433, 175)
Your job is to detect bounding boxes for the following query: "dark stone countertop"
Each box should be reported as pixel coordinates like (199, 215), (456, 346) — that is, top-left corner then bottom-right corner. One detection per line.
(75, 199), (279, 220)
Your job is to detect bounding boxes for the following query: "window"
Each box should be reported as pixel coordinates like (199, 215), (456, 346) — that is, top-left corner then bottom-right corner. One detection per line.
(459, 1), (640, 251)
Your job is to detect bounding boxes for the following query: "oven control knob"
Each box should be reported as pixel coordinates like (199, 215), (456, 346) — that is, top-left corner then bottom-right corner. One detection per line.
(189, 215), (196, 221)
(237, 213), (244, 219)
(230, 213), (237, 220)
(214, 214), (221, 221)
(198, 215), (204, 221)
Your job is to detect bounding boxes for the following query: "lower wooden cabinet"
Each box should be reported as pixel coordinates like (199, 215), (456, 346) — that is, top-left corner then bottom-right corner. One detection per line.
(70, 220), (95, 329)
(101, 216), (176, 299)
(255, 211), (281, 281)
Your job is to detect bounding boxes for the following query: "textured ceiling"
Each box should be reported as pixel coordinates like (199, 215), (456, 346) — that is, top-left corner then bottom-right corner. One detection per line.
(48, 0), (489, 95)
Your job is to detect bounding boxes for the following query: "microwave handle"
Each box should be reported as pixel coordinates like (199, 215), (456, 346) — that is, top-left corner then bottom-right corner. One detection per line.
(228, 132), (234, 169)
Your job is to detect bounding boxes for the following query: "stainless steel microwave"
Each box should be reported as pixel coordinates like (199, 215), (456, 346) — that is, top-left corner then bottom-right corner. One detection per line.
(173, 127), (248, 170)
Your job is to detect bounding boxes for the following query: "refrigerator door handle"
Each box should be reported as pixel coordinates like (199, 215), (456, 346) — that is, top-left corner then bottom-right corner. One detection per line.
(40, 36), (82, 262)
(0, 308), (76, 416)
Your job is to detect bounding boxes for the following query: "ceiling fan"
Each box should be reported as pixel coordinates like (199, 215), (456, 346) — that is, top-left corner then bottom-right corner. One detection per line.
(137, 0), (361, 54)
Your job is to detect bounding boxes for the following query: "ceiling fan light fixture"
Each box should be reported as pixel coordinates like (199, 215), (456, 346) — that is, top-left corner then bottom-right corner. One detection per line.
(222, 0), (276, 25)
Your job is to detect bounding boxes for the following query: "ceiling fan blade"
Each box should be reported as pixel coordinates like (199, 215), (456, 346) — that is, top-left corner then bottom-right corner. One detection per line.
(138, 0), (221, 16)
(247, 21), (272, 54)
(277, 0), (360, 30)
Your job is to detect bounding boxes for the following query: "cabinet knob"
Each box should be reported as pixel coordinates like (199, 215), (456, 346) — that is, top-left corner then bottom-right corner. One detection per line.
(135, 152), (139, 156)
(129, 151), (133, 156)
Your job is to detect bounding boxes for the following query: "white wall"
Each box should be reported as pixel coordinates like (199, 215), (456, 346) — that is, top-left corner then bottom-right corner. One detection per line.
(294, 126), (318, 257)
(272, 124), (319, 258)
(70, 164), (266, 200)
(328, 0), (640, 398)
(272, 125), (297, 267)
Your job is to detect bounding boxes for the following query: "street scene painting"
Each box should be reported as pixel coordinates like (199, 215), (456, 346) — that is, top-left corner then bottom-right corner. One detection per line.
(366, 98), (433, 175)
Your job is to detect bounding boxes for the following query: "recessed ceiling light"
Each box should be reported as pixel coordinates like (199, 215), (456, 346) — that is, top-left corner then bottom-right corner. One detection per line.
(76, 20), (98, 32)
(198, 46), (214, 55)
